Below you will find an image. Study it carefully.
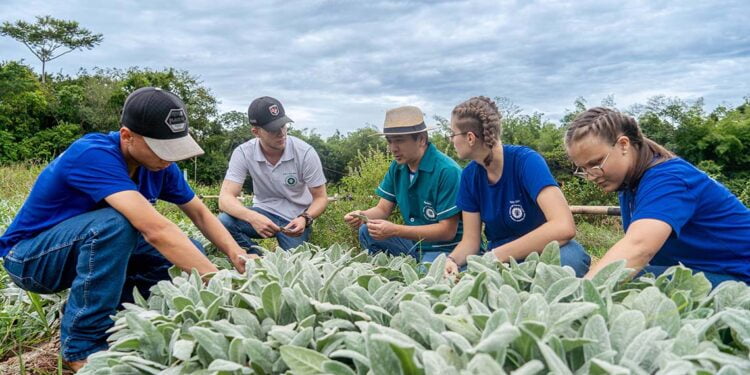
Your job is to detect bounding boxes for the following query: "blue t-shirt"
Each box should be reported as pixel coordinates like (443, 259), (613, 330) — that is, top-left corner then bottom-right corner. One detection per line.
(0, 132), (195, 257)
(456, 145), (558, 250)
(620, 158), (750, 282)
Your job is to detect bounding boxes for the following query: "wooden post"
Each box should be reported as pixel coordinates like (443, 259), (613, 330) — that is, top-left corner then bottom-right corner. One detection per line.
(569, 205), (620, 216)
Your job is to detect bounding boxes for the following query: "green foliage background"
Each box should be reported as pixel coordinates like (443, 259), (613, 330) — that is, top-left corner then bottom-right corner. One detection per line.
(3, 60), (750, 203)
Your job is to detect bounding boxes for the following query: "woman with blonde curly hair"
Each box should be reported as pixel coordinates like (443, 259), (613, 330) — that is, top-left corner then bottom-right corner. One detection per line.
(566, 107), (750, 286)
(444, 96), (590, 276)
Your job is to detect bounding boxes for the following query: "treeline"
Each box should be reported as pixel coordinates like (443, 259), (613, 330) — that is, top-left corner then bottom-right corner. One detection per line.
(2, 60), (750, 199)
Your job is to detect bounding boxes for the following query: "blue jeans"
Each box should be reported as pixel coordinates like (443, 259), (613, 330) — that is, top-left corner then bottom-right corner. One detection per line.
(218, 207), (311, 253)
(2, 208), (204, 362)
(357, 225), (447, 262)
(640, 265), (743, 288)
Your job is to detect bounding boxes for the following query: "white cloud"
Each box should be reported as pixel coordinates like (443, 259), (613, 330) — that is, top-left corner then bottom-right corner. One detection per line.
(1, 0), (748, 135)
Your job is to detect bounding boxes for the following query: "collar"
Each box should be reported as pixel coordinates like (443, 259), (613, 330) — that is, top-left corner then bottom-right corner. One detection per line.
(401, 143), (436, 173)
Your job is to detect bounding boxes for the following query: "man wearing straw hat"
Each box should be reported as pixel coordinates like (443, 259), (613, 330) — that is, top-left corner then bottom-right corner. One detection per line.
(344, 106), (463, 262)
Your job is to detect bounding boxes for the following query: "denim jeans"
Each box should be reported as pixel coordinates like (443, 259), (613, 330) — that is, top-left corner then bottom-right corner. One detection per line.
(218, 207), (311, 253)
(357, 224), (447, 262)
(640, 265), (744, 288)
(2, 208), (204, 362)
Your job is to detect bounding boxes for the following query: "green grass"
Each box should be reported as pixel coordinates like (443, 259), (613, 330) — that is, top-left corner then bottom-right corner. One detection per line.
(0, 162), (623, 369)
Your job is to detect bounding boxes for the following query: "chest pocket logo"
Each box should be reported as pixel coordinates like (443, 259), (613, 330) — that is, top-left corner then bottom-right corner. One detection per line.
(423, 201), (437, 221)
(509, 201), (526, 222)
(284, 173), (298, 186)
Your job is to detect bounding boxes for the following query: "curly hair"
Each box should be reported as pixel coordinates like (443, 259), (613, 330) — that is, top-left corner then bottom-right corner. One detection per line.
(452, 96), (502, 166)
(565, 107), (674, 189)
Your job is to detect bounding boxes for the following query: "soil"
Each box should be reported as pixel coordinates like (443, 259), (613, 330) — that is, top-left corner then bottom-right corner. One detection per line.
(0, 336), (73, 375)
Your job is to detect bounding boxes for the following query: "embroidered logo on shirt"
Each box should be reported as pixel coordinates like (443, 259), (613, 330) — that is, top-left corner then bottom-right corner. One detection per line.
(509, 200), (526, 222)
(423, 201), (436, 220)
(284, 173), (298, 186)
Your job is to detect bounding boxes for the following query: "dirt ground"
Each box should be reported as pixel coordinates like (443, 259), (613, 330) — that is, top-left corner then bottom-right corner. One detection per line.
(0, 336), (73, 375)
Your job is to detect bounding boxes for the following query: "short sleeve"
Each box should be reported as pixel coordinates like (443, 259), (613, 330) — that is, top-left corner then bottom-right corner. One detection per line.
(225, 146), (250, 184)
(66, 148), (137, 202)
(158, 163), (196, 205)
(631, 172), (696, 236)
(376, 162), (398, 202)
(435, 166), (462, 220)
(302, 148), (327, 188)
(520, 150), (558, 200)
(456, 166), (479, 212)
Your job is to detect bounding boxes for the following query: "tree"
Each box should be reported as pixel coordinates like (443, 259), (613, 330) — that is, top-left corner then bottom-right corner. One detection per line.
(1, 15), (103, 83)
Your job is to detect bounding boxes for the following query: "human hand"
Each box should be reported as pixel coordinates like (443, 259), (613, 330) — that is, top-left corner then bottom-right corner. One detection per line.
(283, 217), (307, 237)
(249, 214), (280, 238)
(344, 210), (368, 228)
(444, 256), (459, 278)
(367, 219), (398, 240)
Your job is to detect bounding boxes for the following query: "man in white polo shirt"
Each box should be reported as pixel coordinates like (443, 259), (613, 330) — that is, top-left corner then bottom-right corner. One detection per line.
(218, 96), (328, 252)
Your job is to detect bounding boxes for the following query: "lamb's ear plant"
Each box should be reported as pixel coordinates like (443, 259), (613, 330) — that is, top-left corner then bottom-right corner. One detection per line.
(77, 242), (750, 374)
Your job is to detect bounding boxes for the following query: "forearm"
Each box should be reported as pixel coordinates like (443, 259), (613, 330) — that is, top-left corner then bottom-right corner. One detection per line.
(219, 194), (259, 223)
(306, 196), (328, 219)
(191, 209), (244, 257)
(492, 221), (575, 262)
(362, 205), (391, 220)
(584, 237), (654, 279)
(144, 223), (218, 274)
(448, 239), (482, 266)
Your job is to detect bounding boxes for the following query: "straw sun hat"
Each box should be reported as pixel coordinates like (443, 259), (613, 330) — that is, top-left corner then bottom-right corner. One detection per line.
(377, 106), (437, 135)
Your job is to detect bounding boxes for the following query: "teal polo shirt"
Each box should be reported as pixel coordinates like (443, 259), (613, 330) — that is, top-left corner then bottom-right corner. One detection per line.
(376, 143), (463, 252)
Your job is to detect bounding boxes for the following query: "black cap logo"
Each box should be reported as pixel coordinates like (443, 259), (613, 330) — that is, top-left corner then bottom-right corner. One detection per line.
(269, 105), (280, 116)
(165, 109), (187, 133)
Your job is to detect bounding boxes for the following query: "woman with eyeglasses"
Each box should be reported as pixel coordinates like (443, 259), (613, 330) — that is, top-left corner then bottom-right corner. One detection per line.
(444, 96), (590, 277)
(566, 107), (750, 286)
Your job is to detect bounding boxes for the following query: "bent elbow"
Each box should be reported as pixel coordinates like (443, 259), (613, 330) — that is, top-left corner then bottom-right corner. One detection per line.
(561, 223), (577, 242)
(218, 194), (231, 213)
(438, 223), (459, 242)
(140, 221), (175, 247)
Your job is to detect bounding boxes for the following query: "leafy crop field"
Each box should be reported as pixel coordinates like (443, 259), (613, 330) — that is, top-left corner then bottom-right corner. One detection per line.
(10, 163), (749, 374)
(81, 243), (750, 374)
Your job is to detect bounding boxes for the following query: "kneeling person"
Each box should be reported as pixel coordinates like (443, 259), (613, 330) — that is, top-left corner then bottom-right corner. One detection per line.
(0, 87), (249, 370)
(219, 96), (328, 253)
(344, 106), (463, 262)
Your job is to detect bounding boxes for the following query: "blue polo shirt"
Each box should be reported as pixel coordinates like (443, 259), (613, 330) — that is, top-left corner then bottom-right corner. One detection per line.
(376, 143), (463, 252)
(456, 145), (558, 250)
(0, 132), (195, 257)
(620, 158), (750, 282)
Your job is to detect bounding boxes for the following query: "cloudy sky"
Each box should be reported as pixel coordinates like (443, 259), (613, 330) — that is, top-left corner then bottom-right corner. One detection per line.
(2, 0), (748, 136)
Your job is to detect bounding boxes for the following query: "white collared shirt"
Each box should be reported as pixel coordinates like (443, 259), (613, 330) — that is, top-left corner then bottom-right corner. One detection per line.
(224, 136), (326, 221)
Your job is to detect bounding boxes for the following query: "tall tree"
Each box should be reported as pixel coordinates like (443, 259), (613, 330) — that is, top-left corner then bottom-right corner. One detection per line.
(1, 15), (103, 83)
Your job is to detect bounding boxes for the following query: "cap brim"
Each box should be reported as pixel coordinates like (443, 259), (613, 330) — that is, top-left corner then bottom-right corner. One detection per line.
(143, 134), (205, 162)
(375, 126), (438, 136)
(262, 116), (293, 132)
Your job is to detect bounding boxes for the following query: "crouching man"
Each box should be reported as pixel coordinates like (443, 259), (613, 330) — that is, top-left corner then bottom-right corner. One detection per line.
(344, 106), (463, 262)
(218, 96), (328, 253)
(0, 87), (249, 371)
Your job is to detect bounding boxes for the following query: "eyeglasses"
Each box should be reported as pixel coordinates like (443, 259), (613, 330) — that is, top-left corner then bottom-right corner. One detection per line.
(573, 145), (615, 179)
(448, 132), (468, 139)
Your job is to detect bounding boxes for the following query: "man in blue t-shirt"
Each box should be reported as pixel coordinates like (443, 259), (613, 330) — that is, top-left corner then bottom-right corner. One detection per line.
(0, 87), (250, 371)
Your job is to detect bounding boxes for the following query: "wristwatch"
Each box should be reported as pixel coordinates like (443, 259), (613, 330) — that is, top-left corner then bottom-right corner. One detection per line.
(297, 212), (314, 228)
